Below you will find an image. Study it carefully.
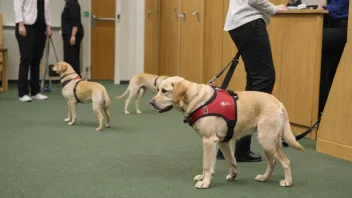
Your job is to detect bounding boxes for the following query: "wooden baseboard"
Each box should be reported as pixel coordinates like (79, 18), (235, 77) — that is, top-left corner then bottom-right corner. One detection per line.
(316, 138), (352, 162)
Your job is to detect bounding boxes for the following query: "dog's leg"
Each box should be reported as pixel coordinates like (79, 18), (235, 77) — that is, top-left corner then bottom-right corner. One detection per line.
(103, 105), (111, 128)
(68, 101), (77, 125)
(64, 101), (72, 122)
(218, 141), (238, 181)
(124, 89), (137, 115)
(274, 149), (292, 187)
(93, 103), (104, 131)
(135, 88), (145, 114)
(254, 150), (276, 182)
(195, 137), (218, 189)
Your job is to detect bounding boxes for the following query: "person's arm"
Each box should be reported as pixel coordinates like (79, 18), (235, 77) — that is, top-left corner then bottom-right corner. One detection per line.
(248, 0), (277, 15)
(69, 2), (81, 45)
(323, 0), (349, 17)
(14, 0), (26, 36)
(45, 0), (52, 37)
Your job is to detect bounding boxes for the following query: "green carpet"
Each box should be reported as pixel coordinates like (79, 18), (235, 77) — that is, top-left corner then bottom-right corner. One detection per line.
(0, 81), (351, 198)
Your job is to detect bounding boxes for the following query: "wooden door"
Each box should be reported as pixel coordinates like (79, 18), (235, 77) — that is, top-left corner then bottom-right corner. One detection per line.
(179, 0), (204, 83)
(144, 0), (160, 75)
(91, 0), (116, 80)
(159, 0), (180, 77)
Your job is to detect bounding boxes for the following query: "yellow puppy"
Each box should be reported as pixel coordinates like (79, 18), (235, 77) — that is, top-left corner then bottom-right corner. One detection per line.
(150, 76), (304, 189)
(52, 62), (111, 131)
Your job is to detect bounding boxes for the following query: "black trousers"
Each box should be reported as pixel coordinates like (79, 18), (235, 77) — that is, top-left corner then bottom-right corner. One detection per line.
(63, 36), (83, 76)
(15, 23), (46, 97)
(229, 19), (276, 155)
(319, 21), (347, 114)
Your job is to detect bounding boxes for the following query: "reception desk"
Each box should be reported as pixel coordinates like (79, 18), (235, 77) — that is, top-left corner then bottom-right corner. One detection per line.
(222, 10), (328, 139)
(316, 3), (352, 162)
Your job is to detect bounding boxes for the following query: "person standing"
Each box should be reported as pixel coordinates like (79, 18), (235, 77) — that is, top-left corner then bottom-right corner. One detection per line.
(14, 0), (52, 102)
(318, 0), (349, 114)
(61, 0), (84, 76)
(216, 0), (287, 162)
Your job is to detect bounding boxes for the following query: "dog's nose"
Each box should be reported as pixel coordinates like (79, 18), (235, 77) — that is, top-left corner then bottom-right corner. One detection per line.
(149, 99), (155, 105)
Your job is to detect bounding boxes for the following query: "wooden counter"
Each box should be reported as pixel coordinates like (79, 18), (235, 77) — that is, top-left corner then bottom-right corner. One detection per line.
(316, 3), (352, 162)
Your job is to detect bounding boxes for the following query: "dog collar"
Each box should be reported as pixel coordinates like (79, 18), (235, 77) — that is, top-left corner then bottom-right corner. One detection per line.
(154, 76), (160, 87)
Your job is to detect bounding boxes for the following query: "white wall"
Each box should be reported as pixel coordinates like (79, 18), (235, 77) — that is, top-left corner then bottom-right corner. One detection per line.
(115, 0), (145, 84)
(303, 0), (326, 5)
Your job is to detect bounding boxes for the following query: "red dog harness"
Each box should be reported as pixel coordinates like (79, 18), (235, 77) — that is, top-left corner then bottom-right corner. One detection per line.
(183, 87), (238, 142)
(61, 75), (85, 103)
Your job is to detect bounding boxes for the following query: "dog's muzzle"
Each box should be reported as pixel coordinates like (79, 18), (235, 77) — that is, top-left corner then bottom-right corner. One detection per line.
(149, 99), (173, 113)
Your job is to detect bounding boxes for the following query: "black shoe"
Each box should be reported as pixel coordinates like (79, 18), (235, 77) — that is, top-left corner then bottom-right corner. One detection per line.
(235, 151), (262, 162)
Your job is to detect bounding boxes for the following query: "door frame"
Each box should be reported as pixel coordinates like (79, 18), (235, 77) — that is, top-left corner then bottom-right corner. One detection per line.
(87, 0), (145, 84)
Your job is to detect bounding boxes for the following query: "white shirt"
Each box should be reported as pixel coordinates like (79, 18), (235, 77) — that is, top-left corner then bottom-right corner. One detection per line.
(224, 0), (276, 31)
(14, 0), (52, 26)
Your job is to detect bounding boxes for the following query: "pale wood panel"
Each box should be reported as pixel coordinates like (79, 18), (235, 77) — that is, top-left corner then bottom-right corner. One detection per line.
(316, 2), (352, 161)
(222, 0), (246, 91)
(179, 0), (204, 83)
(203, 0), (223, 86)
(159, 0), (180, 77)
(91, 0), (115, 80)
(277, 14), (323, 127)
(144, 0), (161, 75)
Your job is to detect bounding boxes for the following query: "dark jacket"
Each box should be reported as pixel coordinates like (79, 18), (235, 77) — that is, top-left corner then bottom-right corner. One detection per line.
(61, 0), (84, 37)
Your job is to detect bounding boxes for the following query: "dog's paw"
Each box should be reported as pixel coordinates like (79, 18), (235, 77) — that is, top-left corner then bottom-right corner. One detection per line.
(124, 111), (130, 115)
(255, 175), (268, 182)
(64, 118), (70, 122)
(279, 180), (292, 187)
(105, 124), (110, 128)
(194, 175), (204, 181)
(136, 110), (142, 114)
(195, 181), (210, 189)
(226, 173), (237, 181)
(96, 127), (102, 131)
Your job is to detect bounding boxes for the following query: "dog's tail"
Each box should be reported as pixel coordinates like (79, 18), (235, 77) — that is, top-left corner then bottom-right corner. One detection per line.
(280, 102), (304, 152)
(103, 89), (111, 109)
(116, 85), (130, 99)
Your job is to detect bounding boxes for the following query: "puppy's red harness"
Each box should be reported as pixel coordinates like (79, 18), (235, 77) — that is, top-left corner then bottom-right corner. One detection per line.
(183, 87), (238, 142)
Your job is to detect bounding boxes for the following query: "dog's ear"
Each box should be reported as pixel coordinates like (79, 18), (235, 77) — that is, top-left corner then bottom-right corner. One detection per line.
(60, 63), (68, 73)
(172, 81), (188, 102)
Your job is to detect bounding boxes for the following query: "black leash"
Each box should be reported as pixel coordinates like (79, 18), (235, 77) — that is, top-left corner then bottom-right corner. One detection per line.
(208, 39), (244, 89)
(282, 115), (321, 147)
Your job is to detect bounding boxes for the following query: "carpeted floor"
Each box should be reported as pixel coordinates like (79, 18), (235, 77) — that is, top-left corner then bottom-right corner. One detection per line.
(0, 81), (351, 198)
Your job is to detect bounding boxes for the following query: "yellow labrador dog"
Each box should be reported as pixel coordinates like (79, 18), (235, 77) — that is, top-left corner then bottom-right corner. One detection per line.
(149, 76), (304, 189)
(116, 73), (168, 114)
(52, 62), (111, 131)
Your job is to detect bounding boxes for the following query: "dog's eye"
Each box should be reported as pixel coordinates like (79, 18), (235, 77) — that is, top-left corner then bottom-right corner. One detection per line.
(162, 89), (167, 93)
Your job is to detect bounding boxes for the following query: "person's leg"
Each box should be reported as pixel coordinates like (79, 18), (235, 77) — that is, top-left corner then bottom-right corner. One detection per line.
(319, 27), (347, 114)
(218, 19), (275, 162)
(15, 24), (35, 100)
(30, 25), (47, 97)
(63, 36), (81, 76)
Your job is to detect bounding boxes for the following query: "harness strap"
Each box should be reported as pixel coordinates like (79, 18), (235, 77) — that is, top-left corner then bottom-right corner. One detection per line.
(154, 76), (160, 87)
(73, 79), (84, 103)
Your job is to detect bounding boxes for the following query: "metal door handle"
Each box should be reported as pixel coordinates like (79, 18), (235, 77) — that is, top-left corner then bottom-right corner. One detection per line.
(92, 14), (116, 21)
(193, 11), (200, 23)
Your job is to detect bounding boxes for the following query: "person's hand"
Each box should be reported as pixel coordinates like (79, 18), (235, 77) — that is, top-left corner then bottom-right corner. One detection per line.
(276, 4), (288, 12)
(317, 4), (325, 10)
(18, 23), (26, 37)
(46, 26), (52, 38)
(70, 35), (76, 46)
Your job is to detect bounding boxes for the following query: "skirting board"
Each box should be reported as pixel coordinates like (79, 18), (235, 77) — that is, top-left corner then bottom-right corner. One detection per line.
(316, 138), (352, 162)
